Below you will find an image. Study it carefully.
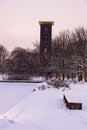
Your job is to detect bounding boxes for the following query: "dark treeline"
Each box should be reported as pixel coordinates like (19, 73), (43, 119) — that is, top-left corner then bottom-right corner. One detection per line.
(0, 27), (87, 81)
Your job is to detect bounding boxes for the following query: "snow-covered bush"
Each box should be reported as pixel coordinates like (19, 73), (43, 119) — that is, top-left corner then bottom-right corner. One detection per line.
(32, 76), (45, 82)
(33, 79), (70, 92)
(33, 82), (51, 92)
(0, 74), (8, 80)
(0, 74), (3, 80)
(47, 78), (70, 90)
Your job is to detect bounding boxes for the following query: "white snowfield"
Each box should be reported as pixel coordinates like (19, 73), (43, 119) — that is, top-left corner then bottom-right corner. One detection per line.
(0, 81), (87, 130)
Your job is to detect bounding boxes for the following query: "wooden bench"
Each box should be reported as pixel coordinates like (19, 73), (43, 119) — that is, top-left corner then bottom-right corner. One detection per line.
(63, 94), (82, 110)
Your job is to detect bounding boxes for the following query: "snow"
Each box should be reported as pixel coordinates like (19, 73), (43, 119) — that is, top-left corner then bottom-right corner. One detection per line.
(0, 83), (37, 114)
(0, 81), (87, 130)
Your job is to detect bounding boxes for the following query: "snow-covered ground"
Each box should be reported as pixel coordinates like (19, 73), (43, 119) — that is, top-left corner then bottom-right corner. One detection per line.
(0, 81), (87, 130)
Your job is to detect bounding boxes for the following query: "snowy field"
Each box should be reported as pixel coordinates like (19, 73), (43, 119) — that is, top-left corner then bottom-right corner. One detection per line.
(0, 81), (87, 130)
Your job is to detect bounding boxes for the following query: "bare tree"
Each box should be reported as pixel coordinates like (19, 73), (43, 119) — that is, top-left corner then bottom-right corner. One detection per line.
(6, 47), (31, 80)
(0, 44), (9, 73)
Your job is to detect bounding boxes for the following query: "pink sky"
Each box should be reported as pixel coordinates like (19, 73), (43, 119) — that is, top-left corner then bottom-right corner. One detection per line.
(0, 0), (87, 51)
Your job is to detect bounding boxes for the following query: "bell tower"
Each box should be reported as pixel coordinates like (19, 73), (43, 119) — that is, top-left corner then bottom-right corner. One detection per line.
(39, 21), (54, 64)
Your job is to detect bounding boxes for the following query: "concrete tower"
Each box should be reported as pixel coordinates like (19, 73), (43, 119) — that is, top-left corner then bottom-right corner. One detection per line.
(39, 21), (54, 64)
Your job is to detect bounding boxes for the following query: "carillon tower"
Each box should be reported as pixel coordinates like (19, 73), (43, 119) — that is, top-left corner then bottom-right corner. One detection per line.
(39, 21), (54, 64)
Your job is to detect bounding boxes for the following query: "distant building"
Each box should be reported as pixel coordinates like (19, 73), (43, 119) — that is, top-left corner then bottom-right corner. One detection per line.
(39, 21), (54, 64)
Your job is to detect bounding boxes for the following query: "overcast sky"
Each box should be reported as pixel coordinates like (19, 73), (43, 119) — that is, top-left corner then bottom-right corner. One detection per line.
(0, 0), (87, 51)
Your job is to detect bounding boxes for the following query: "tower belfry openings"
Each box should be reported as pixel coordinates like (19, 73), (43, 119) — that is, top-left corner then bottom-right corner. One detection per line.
(39, 21), (54, 64)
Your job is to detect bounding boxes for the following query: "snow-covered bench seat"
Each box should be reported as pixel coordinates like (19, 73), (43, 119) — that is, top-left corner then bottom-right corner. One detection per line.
(63, 94), (82, 110)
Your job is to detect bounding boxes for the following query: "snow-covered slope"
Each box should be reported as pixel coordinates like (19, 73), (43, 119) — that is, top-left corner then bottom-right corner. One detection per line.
(0, 82), (87, 130)
(0, 82), (37, 114)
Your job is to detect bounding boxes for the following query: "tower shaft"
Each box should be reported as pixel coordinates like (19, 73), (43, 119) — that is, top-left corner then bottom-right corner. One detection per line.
(39, 21), (54, 64)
